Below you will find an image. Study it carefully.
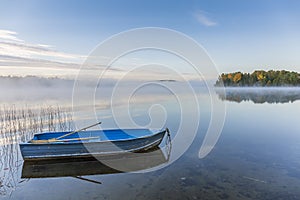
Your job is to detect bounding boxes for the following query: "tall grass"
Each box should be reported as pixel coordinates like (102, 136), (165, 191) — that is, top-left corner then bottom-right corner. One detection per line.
(0, 105), (75, 140)
(0, 105), (75, 196)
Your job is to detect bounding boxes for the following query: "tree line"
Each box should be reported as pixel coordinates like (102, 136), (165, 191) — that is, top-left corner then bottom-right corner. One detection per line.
(215, 70), (300, 87)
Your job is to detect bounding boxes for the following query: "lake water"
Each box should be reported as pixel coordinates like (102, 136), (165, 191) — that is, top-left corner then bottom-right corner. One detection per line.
(1, 87), (300, 200)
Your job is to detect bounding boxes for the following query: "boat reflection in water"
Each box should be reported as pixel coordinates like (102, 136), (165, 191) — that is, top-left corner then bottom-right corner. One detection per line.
(216, 87), (300, 104)
(22, 147), (170, 180)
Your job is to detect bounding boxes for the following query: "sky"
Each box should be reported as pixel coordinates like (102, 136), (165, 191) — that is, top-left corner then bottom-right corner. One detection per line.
(0, 0), (300, 78)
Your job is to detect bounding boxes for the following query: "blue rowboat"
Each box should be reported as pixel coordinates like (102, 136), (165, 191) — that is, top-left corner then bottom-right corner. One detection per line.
(19, 128), (169, 160)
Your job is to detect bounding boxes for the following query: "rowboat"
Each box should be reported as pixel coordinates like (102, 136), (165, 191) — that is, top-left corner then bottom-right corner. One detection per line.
(19, 125), (170, 161)
(22, 148), (169, 179)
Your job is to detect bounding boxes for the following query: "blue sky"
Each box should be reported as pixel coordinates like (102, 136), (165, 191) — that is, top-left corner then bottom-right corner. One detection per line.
(0, 0), (300, 77)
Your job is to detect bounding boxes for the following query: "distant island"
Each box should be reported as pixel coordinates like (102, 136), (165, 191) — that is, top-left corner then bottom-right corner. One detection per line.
(157, 79), (177, 82)
(215, 70), (300, 87)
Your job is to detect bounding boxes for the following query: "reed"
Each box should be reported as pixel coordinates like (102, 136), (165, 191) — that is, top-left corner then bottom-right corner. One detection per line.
(0, 104), (75, 196)
(0, 105), (74, 140)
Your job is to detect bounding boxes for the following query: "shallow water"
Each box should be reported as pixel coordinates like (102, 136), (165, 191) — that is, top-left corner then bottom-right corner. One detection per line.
(1, 87), (300, 200)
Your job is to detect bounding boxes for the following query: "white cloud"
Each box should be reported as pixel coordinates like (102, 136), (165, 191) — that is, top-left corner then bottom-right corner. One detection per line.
(194, 10), (217, 27)
(0, 29), (85, 63)
(0, 30), (198, 80)
(0, 30), (23, 42)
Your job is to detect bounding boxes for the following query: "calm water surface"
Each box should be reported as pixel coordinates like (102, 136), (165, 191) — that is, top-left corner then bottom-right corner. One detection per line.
(1, 88), (300, 200)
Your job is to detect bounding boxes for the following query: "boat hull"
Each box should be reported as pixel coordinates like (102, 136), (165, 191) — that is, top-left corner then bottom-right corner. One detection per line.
(19, 129), (167, 160)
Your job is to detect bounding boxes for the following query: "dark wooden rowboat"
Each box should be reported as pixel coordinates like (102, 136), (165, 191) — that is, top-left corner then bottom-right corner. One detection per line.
(19, 128), (169, 161)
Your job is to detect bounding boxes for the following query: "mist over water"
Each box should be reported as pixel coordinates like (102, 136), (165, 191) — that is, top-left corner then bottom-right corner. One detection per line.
(0, 75), (206, 103)
(216, 87), (300, 104)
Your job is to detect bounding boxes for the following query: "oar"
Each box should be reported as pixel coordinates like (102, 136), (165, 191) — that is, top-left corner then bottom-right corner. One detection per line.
(56, 122), (102, 140)
(30, 122), (102, 144)
(73, 176), (102, 184)
(30, 136), (100, 144)
(55, 136), (99, 142)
